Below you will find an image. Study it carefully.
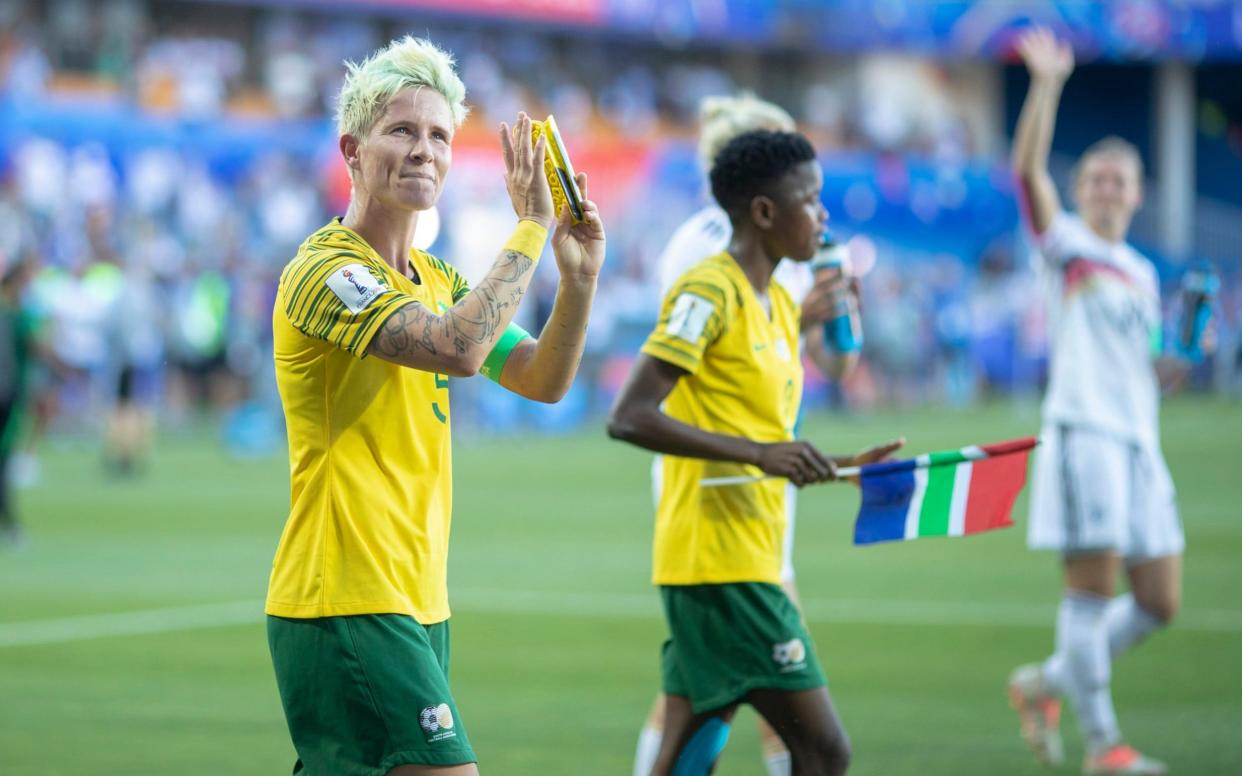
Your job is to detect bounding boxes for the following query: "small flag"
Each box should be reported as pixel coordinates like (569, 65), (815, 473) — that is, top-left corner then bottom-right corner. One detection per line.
(853, 437), (1037, 546)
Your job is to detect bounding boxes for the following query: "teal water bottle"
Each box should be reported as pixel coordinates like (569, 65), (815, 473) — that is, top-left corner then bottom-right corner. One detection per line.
(810, 238), (862, 353)
(1176, 265), (1218, 362)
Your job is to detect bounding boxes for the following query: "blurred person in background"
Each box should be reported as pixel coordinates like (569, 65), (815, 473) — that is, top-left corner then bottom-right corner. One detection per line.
(264, 36), (604, 775)
(968, 239), (1029, 399)
(73, 203), (162, 476)
(8, 259), (57, 488)
(1006, 28), (1209, 776)
(609, 129), (899, 776)
(861, 266), (929, 407)
(36, 251), (122, 430)
(102, 245), (164, 476)
(634, 93), (861, 776)
(929, 256), (972, 406)
(0, 255), (37, 546)
(166, 261), (230, 417)
(0, 179), (46, 487)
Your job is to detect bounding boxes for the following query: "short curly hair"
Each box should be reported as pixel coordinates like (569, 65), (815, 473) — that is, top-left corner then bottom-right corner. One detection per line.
(709, 129), (817, 219)
(336, 35), (469, 139)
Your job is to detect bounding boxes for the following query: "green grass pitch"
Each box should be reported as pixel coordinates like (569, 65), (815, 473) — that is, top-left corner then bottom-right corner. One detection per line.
(1, 397), (1239, 774)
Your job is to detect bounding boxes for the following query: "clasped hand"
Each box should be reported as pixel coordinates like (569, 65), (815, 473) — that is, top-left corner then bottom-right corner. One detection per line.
(499, 112), (605, 280)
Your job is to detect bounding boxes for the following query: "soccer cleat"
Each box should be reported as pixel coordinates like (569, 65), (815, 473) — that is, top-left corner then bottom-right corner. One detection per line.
(1082, 744), (1167, 775)
(1007, 663), (1064, 766)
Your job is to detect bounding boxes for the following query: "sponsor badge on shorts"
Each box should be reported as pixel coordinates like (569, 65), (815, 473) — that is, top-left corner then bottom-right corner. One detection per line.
(665, 292), (715, 343)
(772, 638), (808, 673)
(419, 703), (457, 743)
(326, 263), (388, 314)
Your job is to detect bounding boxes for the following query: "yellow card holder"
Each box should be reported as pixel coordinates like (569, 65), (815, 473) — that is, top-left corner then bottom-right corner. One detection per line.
(530, 115), (585, 225)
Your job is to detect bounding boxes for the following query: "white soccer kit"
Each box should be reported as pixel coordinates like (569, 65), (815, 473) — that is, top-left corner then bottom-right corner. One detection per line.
(1027, 212), (1183, 558)
(652, 205), (813, 582)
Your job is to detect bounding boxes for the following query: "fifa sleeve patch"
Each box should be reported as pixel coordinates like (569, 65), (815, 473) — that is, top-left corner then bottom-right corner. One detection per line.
(325, 263), (389, 314)
(665, 292), (716, 344)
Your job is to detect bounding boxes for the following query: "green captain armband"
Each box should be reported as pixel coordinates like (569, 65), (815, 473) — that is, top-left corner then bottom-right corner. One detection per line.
(480, 323), (531, 382)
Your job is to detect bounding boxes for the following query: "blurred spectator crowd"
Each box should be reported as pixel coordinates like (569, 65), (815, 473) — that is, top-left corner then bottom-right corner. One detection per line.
(0, 0), (1238, 470)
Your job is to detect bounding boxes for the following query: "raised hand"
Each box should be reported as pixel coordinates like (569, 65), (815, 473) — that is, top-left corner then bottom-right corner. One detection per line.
(499, 112), (555, 229)
(551, 171), (606, 282)
(1017, 27), (1074, 84)
(1012, 28), (1070, 233)
(756, 440), (837, 488)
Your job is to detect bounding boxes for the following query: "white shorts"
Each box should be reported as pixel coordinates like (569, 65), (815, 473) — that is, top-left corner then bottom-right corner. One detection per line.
(1028, 424), (1184, 560)
(651, 457), (798, 582)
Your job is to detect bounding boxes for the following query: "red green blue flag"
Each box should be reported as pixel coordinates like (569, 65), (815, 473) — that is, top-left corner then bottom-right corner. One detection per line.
(853, 437), (1037, 546)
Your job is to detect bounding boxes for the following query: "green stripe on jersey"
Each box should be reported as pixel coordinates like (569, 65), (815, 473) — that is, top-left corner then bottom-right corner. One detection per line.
(301, 285), (337, 332)
(286, 258), (338, 320)
(674, 281), (727, 307)
(646, 338), (701, 360)
(346, 296), (399, 353)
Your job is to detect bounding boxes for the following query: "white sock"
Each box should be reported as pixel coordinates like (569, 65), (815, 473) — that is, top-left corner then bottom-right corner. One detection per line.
(1041, 595), (1075, 695)
(764, 750), (791, 776)
(633, 726), (662, 776)
(1105, 593), (1163, 660)
(1061, 592), (1121, 750)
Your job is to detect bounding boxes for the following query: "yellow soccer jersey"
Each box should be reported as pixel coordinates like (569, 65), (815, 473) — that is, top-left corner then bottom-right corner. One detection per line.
(642, 251), (803, 586)
(266, 219), (475, 623)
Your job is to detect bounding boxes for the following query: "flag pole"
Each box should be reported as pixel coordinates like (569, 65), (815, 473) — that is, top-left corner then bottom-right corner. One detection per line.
(700, 466), (861, 488)
(698, 438), (1038, 488)
(699, 474), (775, 487)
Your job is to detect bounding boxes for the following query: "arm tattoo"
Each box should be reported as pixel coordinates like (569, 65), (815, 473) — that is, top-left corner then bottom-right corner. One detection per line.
(372, 302), (433, 358)
(443, 250), (532, 352)
(368, 251), (534, 363)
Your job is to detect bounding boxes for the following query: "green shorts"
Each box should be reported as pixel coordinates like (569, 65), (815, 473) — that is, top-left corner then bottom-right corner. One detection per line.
(267, 614), (476, 774)
(660, 582), (827, 714)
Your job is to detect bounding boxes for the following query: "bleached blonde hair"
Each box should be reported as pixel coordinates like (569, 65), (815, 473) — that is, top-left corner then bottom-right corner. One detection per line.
(336, 35), (469, 139)
(697, 93), (796, 170)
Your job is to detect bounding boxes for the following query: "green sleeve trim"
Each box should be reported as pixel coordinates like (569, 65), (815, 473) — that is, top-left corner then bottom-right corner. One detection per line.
(1149, 324), (1163, 359)
(641, 339), (701, 376)
(480, 323), (531, 382)
(422, 251), (471, 303)
(451, 271), (470, 303)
